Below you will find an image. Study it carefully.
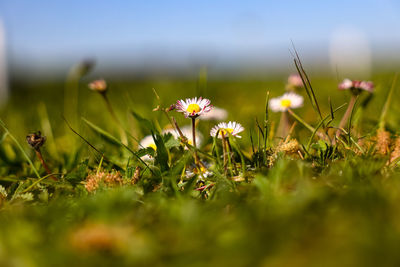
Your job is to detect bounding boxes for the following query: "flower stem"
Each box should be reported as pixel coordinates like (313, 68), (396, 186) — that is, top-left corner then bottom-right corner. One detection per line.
(35, 149), (57, 181)
(226, 137), (238, 175)
(101, 93), (128, 145)
(277, 111), (290, 138)
(287, 109), (329, 142)
(221, 132), (228, 176)
(287, 109), (316, 132)
(191, 117), (199, 165)
(336, 95), (357, 139)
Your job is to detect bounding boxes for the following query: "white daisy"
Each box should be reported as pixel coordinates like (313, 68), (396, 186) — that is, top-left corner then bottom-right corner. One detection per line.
(165, 126), (203, 148)
(139, 135), (156, 150)
(199, 106), (228, 121)
(176, 97), (213, 118)
(338, 78), (353, 90)
(338, 79), (374, 93)
(359, 81), (374, 92)
(139, 135), (156, 161)
(210, 121), (244, 139)
(269, 92), (303, 112)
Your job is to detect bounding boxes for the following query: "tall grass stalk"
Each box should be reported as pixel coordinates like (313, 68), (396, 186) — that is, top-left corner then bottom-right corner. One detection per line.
(100, 93), (128, 145)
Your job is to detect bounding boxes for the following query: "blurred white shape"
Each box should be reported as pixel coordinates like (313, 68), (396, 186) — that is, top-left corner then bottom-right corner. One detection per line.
(329, 26), (371, 79)
(0, 19), (8, 107)
(199, 106), (228, 121)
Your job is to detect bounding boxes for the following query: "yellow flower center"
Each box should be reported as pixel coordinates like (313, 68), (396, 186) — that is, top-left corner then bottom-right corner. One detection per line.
(187, 104), (201, 114)
(149, 143), (157, 150)
(180, 139), (193, 146)
(280, 99), (292, 108)
(220, 128), (234, 136)
(193, 166), (206, 174)
(179, 137), (193, 146)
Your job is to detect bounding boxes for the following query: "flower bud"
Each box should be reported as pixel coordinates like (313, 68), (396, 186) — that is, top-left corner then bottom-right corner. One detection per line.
(287, 74), (304, 88)
(88, 79), (107, 93)
(26, 131), (46, 150)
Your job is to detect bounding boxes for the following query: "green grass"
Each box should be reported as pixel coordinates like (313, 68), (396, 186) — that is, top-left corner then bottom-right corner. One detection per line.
(1, 72), (400, 266)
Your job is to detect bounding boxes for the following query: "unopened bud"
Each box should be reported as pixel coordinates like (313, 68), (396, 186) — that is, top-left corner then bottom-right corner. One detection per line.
(88, 79), (107, 93)
(26, 131), (46, 150)
(71, 59), (95, 77)
(166, 104), (176, 112)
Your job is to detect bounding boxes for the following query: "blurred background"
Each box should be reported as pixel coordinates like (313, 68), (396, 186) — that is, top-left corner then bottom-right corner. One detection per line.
(0, 0), (400, 121)
(2, 0), (400, 80)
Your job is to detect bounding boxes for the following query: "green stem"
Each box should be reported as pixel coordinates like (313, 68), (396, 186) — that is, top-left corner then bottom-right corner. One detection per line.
(226, 137), (238, 175)
(221, 132), (228, 176)
(379, 74), (397, 130)
(264, 91), (270, 151)
(212, 136), (221, 166)
(102, 93), (128, 145)
(21, 173), (61, 193)
(305, 103), (347, 151)
(96, 155), (104, 175)
(287, 109), (316, 133)
(191, 117), (199, 165)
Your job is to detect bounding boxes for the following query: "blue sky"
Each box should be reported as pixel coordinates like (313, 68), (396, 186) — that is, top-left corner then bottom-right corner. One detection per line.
(1, 0), (400, 75)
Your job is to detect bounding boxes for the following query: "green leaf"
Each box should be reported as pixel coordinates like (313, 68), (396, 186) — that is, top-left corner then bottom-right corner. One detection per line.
(164, 133), (181, 149)
(130, 110), (156, 133)
(125, 166), (135, 179)
(82, 117), (121, 145)
(136, 147), (155, 158)
(153, 132), (169, 172)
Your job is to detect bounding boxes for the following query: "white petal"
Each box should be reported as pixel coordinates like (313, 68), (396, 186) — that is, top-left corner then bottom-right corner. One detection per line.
(269, 98), (285, 112)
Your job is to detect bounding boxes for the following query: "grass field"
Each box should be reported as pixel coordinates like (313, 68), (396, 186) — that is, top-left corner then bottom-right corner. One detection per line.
(1, 63), (400, 266)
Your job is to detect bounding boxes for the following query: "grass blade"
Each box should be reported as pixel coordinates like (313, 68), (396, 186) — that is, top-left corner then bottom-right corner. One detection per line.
(291, 44), (324, 126)
(379, 73), (398, 130)
(0, 119), (41, 179)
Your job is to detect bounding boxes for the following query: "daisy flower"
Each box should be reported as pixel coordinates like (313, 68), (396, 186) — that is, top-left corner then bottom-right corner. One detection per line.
(199, 106), (228, 121)
(210, 121), (244, 139)
(338, 79), (353, 90)
(88, 79), (107, 93)
(139, 135), (156, 150)
(338, 79), (374, 93)
(164, 126), (203, 148)
(176, 97), (213, 118)
(269, 92), (303, 112)
(139, 135), (156, 161)
(335, 79), (374, 139)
